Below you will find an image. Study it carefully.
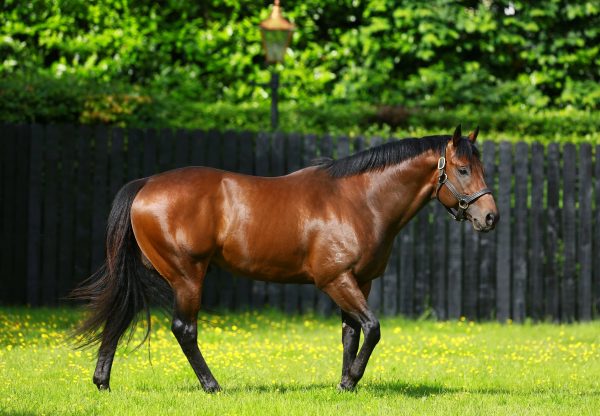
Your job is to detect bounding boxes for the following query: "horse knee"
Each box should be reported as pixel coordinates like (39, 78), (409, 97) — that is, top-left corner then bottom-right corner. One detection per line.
(364, 319), (380, 346)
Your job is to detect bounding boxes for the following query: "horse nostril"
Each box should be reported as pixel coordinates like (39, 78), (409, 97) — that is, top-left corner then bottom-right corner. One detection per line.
(486, 213), (496, 227)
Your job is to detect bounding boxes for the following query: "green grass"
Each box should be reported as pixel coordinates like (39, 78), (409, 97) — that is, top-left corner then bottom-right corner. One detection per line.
(1, 307), (599, 415)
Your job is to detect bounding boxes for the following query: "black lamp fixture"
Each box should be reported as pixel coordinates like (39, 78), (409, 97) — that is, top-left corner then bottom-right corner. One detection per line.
(259, 0), (295, 129)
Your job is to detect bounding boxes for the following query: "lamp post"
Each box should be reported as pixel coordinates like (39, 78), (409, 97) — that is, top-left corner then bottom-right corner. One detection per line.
(259, 0), (294, 130)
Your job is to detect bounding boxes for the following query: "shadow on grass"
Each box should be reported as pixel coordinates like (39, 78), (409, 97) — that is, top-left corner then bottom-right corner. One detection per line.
(174, 381), (510, 396)
(171, 380), (600, 397)
(177, 382), (333, 394)
(360, 381), (511, 397)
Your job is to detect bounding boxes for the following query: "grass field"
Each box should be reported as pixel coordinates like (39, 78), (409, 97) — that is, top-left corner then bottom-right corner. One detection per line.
(1, 307), (599, 415)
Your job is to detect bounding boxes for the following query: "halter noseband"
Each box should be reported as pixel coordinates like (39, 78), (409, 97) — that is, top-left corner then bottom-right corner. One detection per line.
(435, 142), (492, 221)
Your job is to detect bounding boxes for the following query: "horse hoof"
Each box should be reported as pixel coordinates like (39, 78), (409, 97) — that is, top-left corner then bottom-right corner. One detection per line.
(96, 383), (111, 392)
(203, 383), (222, 394)
(337, 380), (356, 392)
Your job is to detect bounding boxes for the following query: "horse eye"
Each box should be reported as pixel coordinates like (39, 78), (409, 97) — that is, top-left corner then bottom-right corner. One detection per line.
(458, 167), (469, 176)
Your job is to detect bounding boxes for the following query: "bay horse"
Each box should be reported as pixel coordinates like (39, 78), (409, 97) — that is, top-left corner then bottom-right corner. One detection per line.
(73, 125), (498, 392)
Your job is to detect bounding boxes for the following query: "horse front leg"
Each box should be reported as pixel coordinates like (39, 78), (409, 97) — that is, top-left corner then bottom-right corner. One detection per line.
(324, 275), (379, 391)
(340, 281), (372, 381)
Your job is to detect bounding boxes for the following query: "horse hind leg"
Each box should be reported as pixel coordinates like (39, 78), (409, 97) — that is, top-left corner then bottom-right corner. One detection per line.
(167, 261), (221, 393)
(92, 329), (120, 390)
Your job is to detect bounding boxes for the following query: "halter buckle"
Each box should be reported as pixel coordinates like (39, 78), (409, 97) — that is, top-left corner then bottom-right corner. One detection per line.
(438, 172), (447, 184)
(437, 157), (446, 170)
(459, 199), (469, 210)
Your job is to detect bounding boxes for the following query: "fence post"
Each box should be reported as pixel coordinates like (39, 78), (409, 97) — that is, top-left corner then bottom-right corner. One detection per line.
(529, 142), (545, 321)
(562, 143), (577, 323)
(496, 141), (512, 322)
(512, 142), (528, 322)
(577, 144), (592, 320)
(26, 125), (44, 305)
(478, 141), (496, 320)
(594, 145), (600, 318)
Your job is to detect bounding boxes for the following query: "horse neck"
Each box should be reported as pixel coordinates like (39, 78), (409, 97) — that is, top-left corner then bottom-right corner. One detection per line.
(356, 150), (438, 233)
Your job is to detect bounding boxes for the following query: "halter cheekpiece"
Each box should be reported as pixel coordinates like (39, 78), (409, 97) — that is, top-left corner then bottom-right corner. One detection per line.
(435, 142), (492, 221)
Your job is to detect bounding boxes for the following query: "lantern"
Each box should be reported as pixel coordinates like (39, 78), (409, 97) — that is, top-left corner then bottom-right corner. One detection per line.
(259, 0), (295, 64)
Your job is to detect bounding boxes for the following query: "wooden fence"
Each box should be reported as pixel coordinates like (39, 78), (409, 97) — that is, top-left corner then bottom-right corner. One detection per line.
(1, 124), (599, 321)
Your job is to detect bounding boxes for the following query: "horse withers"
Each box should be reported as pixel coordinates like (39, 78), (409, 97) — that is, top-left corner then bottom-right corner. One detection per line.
(72, 125), (498, 392)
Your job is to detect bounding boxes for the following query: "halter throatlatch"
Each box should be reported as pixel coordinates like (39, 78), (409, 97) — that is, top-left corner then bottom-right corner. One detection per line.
(435, 142), (492, 221)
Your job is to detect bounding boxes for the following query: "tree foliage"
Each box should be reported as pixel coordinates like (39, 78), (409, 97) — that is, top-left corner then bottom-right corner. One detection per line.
(1, 0), (599, 129)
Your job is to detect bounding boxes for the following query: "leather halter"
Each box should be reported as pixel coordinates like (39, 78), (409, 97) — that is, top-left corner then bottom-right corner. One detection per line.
(435, 142), (492, 221)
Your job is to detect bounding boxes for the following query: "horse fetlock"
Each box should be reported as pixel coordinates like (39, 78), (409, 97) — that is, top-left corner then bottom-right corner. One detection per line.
(201, 380), (222, 393)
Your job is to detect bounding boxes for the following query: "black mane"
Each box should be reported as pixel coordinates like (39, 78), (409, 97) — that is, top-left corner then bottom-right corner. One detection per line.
(316, 135), (480, 178)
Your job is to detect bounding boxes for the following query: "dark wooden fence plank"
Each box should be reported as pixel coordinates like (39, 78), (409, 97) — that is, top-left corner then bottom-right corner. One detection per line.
(251, 132), (270, 309)
(447, 217), (463, 319)
(90, 127), (109, 275)
(478, 141), (496, 320)
(432, 203), (448, 319)
(512, 142), (528, 323)
(463, 220), (479, 320)
(319, 134), (334, 159)
(235, 132), (254, 311)
(595, 145), (600, 317)
(2, 125), (17, 302)
(158, 129), (174, 173)
(545, 143), (560, 321)
(529, 142), (545, 320)
(367, 137), (383, 314)
(11, 125), (29, 303)
(577, 144), (592, 321)
(300, 134), (318, 313)
(561, 143), (576, 323)
(57, 125), (77, 301)
(496, 141), (512, 322)
(383, 237), (400, 316)
(174, 130), (190, 168)
(73, 126), (94, 288)
(161, 129), (176, 170)
(41, 125), (60, 305)
(189, 130), (207, 167)
(0, 125), (7, 303)
(0, 126), (5, 299)
(315, 134), (334, 315)
(27, 125), (44, 305)
(205, 130), (221, 168)
(399, 221), (415, 317)
(142, 129), (158, 176)
(109, 128), (125, 198)
(414, 208), (430, 317)
(126, 129), (143, 181)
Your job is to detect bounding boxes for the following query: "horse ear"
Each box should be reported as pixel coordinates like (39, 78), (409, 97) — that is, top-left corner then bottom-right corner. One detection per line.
(468, 126), (479, 143)
(452, 124), (462, 147)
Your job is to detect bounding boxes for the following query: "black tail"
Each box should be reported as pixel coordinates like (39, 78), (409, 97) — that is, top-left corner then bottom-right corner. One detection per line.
(71, 178), (172, 349)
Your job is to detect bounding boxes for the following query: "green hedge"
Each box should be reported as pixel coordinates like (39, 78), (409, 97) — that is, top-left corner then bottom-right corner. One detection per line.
(1, 72), (599, 143)
(1, 0), (599, 137)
